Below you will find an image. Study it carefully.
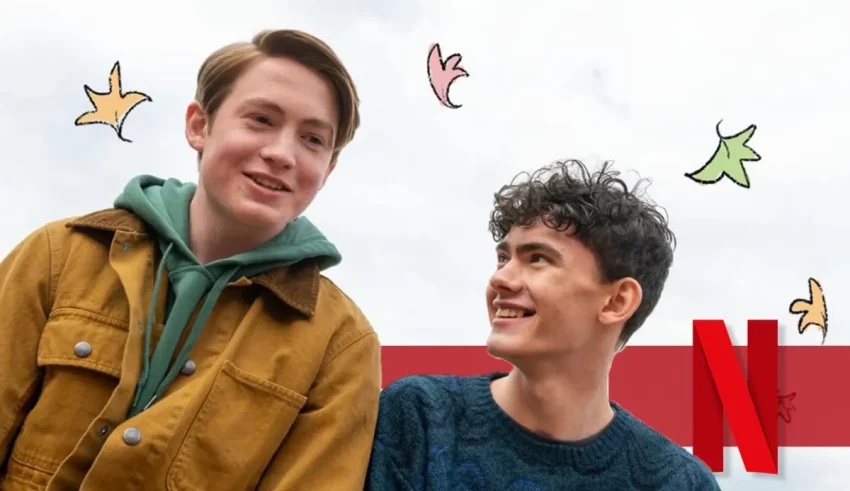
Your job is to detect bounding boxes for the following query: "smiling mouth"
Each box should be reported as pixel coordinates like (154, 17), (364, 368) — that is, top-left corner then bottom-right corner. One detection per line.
(245, 173), (290, 192)
(494, 308), (536, 318)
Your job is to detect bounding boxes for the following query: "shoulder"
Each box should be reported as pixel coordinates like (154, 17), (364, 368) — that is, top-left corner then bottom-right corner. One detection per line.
(617, 406), (719, 488)
(315, 275), (378, 357)
(35, 208), (147, 256)
(317, 275), (367, 322)
(34, 212), (105, 244)
(381, 374), (460, 407)
(374, 375), (465, 445)
(1, 212), (125, 295)
(62, 208), (148, 237)
(9, 211), (120, 263)
(378, 375), (468, 425)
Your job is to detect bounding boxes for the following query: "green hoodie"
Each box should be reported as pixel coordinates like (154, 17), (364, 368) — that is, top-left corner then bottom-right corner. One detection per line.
(114, 175), (342, 418)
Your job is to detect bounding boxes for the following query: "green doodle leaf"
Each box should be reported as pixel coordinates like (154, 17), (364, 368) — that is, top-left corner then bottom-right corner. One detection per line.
(685, 120), (761, 188)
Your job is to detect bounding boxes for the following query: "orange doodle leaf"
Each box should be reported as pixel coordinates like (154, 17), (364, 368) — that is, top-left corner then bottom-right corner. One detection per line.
(74, 61), (151, 142)
(789, 278), (828, 344)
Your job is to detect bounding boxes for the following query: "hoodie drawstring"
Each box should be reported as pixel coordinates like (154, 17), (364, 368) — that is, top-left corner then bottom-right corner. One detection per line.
(149, 266), (238, 405)
(130, 242), (173, 416)
(128, 242), (239, 418)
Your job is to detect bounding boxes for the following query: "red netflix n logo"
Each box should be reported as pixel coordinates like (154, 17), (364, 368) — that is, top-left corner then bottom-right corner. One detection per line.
(692, 320), (778, 474)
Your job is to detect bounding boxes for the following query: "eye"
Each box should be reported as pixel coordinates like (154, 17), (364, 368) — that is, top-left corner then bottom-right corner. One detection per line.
(305, 134), (325, 147)
(530, 253), (549, 264)
(496, 253), (509, 265)
(250, 114), (272, 126)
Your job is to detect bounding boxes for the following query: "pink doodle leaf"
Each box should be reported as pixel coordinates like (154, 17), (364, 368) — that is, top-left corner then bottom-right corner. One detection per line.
(427, 43), (469, 109)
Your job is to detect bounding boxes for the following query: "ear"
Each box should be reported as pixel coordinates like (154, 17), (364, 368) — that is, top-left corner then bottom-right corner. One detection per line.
(318, 159), (338, 190)
(185, 101), (208, 153)
(598, 277), (642, 328)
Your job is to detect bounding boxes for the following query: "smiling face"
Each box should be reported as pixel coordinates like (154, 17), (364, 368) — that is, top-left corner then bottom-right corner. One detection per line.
(485, 221), (624, 363)
(185, 55), (339, 234)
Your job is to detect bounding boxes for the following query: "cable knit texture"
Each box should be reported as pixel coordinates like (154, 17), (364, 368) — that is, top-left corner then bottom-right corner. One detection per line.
(366, 372), (721, 491)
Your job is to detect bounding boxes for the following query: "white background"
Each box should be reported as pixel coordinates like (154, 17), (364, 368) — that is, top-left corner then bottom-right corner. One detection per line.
(1, 0), (847, 488)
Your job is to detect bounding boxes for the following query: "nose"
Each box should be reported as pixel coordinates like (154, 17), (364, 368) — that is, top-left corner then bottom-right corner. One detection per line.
(489, 261), (522, 294)
(260, 130), (297, 169)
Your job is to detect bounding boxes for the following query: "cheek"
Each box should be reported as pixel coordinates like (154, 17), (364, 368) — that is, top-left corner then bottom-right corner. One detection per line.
(296, 159), (331, 189)
(531, 276), (585, 321)
(218, 134), (260, 163)
(200, 151), (236, 191)
(209, 124), (261, 157)
(485, 286), (497, 310)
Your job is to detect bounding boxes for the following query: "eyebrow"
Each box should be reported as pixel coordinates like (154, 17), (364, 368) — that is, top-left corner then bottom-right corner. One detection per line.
(241, 97), (336, 136)
(495, 240), (563, 260)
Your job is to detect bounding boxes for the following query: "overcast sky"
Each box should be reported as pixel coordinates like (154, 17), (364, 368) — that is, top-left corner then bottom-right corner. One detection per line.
(2, 0), (848, 488)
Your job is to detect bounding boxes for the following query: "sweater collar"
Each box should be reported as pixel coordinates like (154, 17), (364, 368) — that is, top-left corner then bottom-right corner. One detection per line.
(463, 372), (635, 469)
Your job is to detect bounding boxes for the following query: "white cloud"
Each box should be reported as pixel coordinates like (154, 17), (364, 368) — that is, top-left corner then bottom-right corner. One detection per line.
(2, 0), (848, 486)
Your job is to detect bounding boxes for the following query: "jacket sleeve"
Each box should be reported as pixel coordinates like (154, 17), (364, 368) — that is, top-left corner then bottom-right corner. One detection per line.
(256, 326), (381, 491)
(0, 226), (54, 468)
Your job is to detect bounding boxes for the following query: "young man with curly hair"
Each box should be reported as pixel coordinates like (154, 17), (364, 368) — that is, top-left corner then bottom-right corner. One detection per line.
(366, 160), (720, 490)
(0, 30), (380, 490)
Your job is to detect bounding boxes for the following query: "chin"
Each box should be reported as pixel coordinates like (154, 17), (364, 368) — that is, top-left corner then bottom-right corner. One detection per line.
(231, 199), (294, 226)
(219, 208), (282, 235)
(486, 331), (524, 364)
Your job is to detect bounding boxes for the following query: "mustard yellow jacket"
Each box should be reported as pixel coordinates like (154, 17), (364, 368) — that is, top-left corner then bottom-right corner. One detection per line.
(0, 209), (381, 491)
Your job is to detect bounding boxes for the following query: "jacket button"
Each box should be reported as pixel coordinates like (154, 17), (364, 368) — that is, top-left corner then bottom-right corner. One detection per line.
(74, 342), (92, 358)
(181, 360), (196, 375)
(122, 428), (142, 446)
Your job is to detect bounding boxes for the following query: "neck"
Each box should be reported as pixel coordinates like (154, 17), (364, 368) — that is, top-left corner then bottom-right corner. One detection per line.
(491, 350), (616, 442)
(188, 189), (283, 263)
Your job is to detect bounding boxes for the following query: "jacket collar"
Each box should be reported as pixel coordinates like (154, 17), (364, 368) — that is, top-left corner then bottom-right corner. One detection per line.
(66, 208), (320, 317)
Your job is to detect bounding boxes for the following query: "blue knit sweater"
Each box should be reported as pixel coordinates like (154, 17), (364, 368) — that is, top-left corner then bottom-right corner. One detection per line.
(365, 373), (721, 490)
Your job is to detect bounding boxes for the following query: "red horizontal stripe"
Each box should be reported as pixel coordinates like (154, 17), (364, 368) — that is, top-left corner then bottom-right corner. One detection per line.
(380, 345), (846, 447)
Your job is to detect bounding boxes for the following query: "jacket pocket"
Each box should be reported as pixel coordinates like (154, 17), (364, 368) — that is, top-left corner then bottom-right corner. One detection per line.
(9, 309), (126, 477)
(166, 360), (307, 491)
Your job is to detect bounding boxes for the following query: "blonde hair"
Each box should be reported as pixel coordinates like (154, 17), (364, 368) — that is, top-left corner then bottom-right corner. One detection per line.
(194, 29), (360, 162)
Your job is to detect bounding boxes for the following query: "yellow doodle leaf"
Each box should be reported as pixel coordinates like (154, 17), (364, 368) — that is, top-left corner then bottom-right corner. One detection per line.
(74, 61), (151, 142)
(788, 278), (828, 344)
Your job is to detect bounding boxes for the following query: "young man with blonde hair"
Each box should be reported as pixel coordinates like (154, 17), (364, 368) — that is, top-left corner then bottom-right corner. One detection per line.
(0, 29), (380, 490)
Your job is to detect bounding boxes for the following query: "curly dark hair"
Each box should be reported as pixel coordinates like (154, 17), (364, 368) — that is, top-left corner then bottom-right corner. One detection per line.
(488, 159), (676, 349)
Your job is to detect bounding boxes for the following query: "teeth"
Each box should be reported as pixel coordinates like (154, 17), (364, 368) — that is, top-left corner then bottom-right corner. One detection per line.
(251, 176), (284, 191)
(495, 308), (525, 318)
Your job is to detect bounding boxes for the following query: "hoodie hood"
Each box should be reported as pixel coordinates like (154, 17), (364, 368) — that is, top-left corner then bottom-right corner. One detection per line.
(114, 174), (342, 417)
